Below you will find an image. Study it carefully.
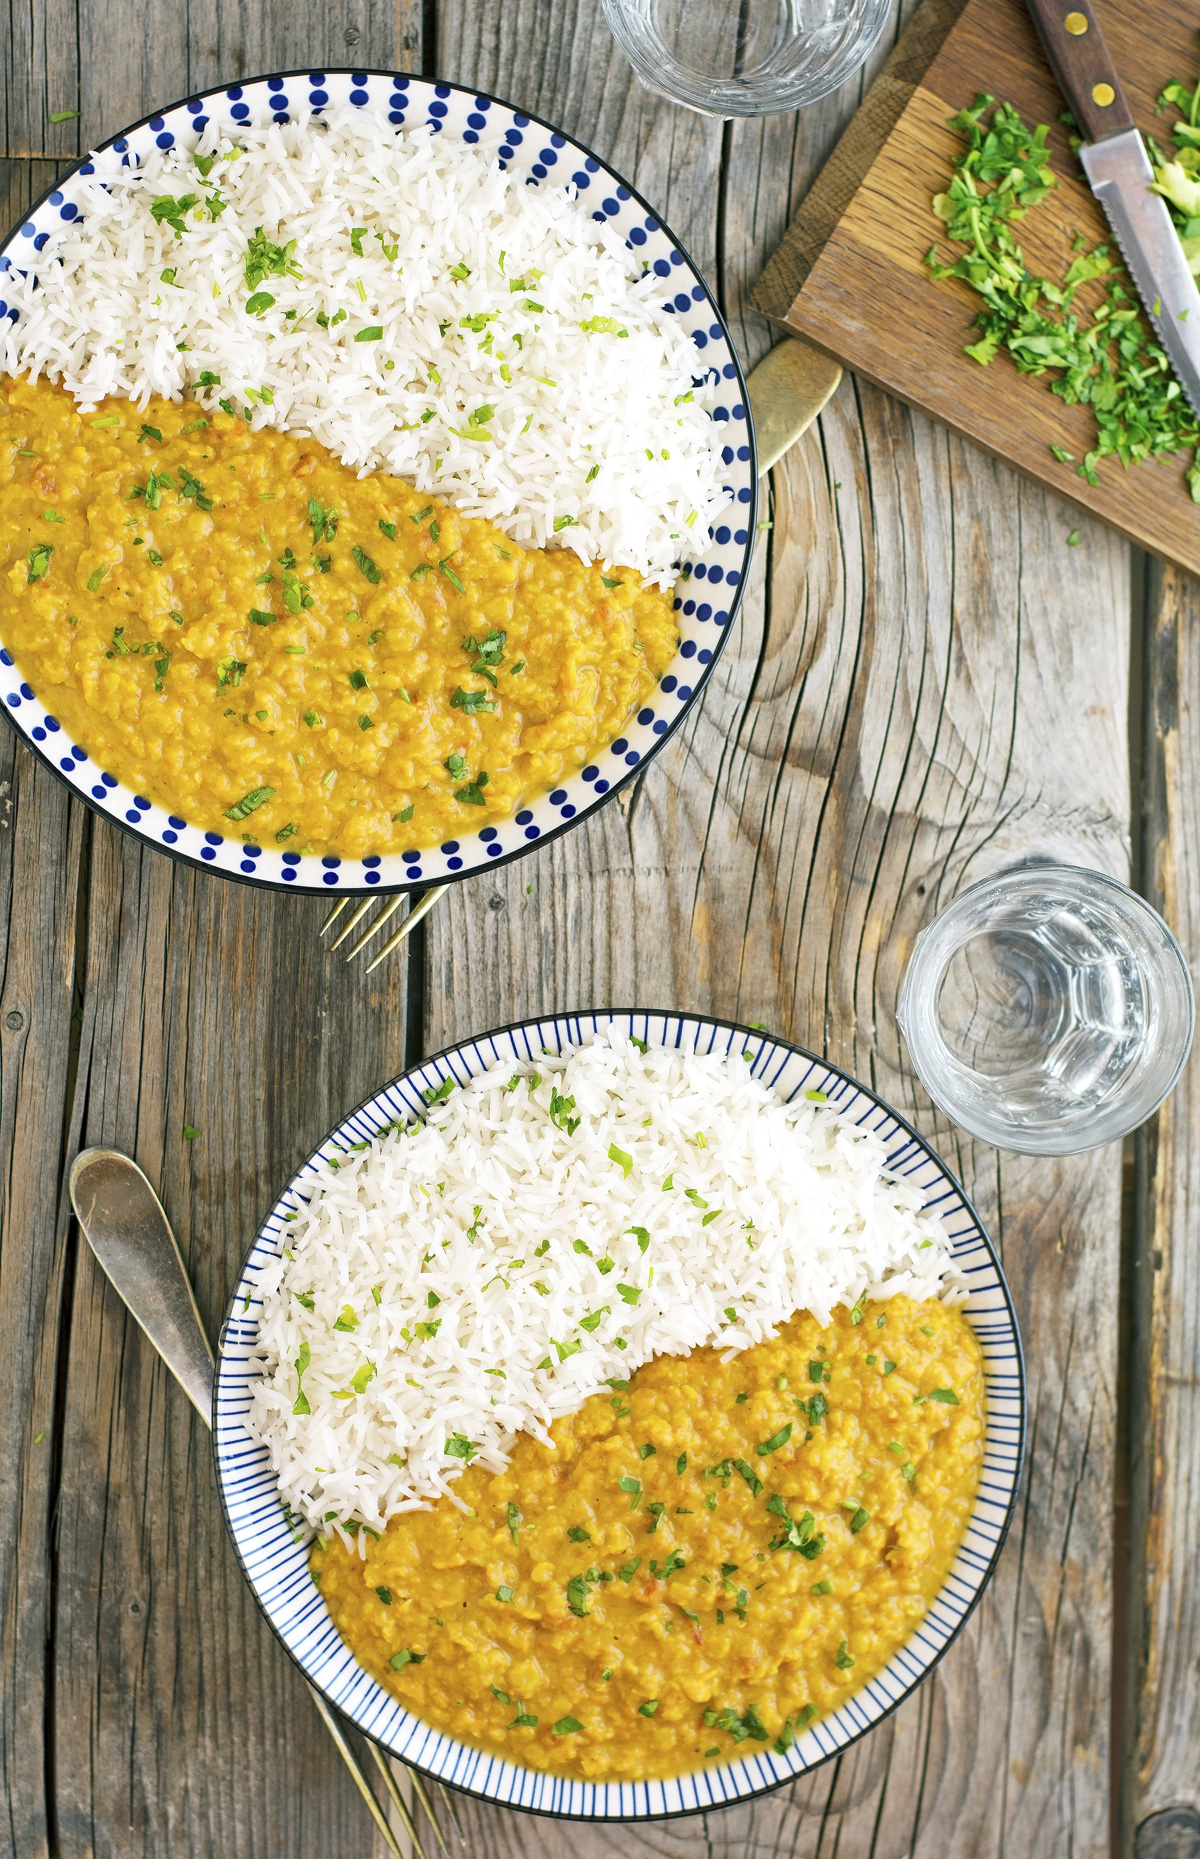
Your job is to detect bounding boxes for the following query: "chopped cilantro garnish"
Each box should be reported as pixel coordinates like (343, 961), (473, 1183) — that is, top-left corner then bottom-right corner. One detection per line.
(734, 1459), (763, 1497)
(245, 224), (301, 292)
(450, 686), (496, 715)
(928, 94), (1200, 497)
(225, 785), (275, 821)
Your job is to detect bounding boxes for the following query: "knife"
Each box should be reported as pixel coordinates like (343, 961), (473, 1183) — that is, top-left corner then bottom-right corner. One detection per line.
(1025, 0), (1200, 419)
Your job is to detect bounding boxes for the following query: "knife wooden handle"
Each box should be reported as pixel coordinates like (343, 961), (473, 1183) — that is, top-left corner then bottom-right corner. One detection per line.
(1024, 0), (1135, 144)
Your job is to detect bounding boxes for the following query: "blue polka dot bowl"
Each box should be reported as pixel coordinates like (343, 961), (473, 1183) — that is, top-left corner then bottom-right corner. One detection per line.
(0, 72), (756, 895)
(214, 1009), (1025, 1820)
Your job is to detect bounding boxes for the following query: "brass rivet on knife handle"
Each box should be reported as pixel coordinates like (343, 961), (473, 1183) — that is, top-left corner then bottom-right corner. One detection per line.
(1023, 0), (1134, 145)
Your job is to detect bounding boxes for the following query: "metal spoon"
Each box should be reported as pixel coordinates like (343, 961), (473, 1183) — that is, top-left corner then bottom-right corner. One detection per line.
(68, 1147), (464, 1859)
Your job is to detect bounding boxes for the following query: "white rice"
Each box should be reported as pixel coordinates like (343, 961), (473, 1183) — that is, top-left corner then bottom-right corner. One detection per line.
(2, 107), (728, 584)
(246, 1030), (964, 1540)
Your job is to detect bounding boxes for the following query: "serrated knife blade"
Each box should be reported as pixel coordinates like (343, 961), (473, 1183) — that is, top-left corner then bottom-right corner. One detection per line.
(1026, 0), (1200, 421)
(1081, 129), (1200, 421)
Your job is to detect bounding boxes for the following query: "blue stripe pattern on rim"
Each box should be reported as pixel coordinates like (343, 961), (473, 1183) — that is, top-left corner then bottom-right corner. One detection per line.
(0, 71), (756, 897)
(213, 1009), (1025, 1821)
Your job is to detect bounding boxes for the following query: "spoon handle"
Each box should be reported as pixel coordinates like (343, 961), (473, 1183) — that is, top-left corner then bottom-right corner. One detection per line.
(66, 1147), (420, 1859)
(69, 1148), (214, 1422)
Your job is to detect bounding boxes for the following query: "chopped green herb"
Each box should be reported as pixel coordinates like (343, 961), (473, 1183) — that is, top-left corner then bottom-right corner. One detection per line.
(389, 1648), (427, 1669)
(450, 686), (496, 715)
(292, 1339), (311, 1415)
(929, 1387), (961, 1404)
(756, 1423), (793, 1456)
(225, 785), (275, 821)
(765, 1491), (826, 1559)
(835, 1641), (855, 1670)
(26, 543), (53, 583)
(704, 1704), (769, 1745)
(444, 1432), (477, 1461)
(245, 224), (301, 292)
(608, 1142), (633, 1178)
(552, 1716), (583, 1736)
(928, 93), (1200, 498)
(734, 1459), (763, 1498)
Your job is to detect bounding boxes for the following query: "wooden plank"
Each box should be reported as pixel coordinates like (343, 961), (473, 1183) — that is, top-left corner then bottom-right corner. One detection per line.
(0, 156), (70, 240)
(52, 829), (412, 1858)
(424, 7), (1130, 1859)
(775, 0), (1200, 576)
(1, 0), (80, 159)
(5, 3), (421, 1855)
(1124, 561), (1200, 1857)
(0, 738), (84, 1859)
(183, 0), (422, 95)
(425, 387), (1129, 1859)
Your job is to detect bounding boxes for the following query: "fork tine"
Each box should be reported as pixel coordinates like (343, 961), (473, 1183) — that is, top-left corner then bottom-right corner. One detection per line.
(320, 898), (350, 935)
(368, 1749), (432, 1859)
(329, 895), (376, 951)
(345, 893), (405, 960)
(435, 1780), (467, 1848)
(363, 885), (450, 975)
(304, 1683), (405, 1858)
(407, 1770), (453, 1856)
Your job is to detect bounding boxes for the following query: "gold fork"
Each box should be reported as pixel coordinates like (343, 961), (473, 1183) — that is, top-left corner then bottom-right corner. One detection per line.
(320, 884), (450, 971)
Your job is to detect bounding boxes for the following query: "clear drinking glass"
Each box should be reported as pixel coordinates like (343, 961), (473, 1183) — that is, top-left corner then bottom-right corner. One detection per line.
(599, 0), (891, 117)
(896, 865), (1194, 1155)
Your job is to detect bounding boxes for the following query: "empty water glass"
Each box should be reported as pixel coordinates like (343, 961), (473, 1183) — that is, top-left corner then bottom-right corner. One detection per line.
(896, 865), (1194, 1155)
(599, 0), (891, 117)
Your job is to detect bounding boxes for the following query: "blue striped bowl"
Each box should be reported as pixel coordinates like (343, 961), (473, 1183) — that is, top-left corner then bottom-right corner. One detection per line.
(214, 1010), (1024, 1819)
(0, 73), (755, 895)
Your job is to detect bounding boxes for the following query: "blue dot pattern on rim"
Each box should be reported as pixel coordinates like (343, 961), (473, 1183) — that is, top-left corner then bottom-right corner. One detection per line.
(213, 1009), (1024, 1819)
(0, 69), (756, 895)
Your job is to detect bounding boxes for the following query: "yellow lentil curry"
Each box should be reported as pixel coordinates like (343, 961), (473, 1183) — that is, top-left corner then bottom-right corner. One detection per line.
(314, 1297), (984, 1782)
(0, 376), (676, 856)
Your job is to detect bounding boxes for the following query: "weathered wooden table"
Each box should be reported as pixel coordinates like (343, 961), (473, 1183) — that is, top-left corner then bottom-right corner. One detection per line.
(2, 2), (1198, 1855)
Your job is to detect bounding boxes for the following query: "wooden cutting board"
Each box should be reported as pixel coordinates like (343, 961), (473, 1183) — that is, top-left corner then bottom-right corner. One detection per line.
(754, 0), (1200, 572)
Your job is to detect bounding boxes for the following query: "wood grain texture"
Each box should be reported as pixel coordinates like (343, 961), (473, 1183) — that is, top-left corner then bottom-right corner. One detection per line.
(780, 0), (1200, 576)
(1125, 561), (1200, 1853)
(0, 0), (1161, 1852)
(0, 743), (83, 1859)
(424, 8), (1131, 1856)
(53, 826), (411, 1858)
(426, 379), (1130, 1859)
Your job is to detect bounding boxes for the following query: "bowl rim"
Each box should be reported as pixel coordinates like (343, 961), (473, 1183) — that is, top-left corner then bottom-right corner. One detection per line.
(0, 69), (757, 896)
(212, 1005), (1027, 1821)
